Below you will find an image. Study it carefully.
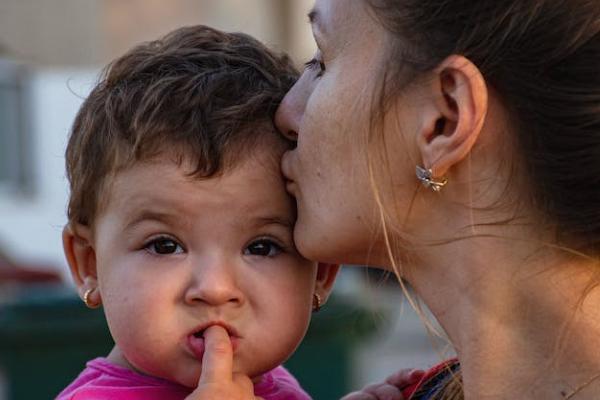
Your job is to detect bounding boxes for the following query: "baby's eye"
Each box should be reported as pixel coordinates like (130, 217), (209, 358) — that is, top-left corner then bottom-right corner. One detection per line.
(145, 237), (184, 255)
(244, 239), (283, 257)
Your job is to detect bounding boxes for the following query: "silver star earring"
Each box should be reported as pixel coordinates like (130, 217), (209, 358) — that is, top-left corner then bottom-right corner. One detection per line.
(416, 166), (448, 192)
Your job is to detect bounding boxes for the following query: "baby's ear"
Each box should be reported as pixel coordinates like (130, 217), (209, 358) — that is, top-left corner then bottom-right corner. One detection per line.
(62, 223), (99, 302)
(314, 263), (341, 304)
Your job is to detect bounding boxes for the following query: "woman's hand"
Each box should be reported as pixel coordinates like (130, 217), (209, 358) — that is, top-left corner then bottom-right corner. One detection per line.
(340, 368), (425, 400)
(185, 325), (263, 400)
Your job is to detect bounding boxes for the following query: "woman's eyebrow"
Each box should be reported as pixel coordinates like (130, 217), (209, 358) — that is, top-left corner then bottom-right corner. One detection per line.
(307, 7), (326, 46)
(307, 8), (319, 24)
(307, 8), (325, 34)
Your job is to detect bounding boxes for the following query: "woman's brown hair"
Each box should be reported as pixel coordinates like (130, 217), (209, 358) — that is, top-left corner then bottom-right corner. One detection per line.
(365, 1), (600, 398)
(368, 0), (600, 254)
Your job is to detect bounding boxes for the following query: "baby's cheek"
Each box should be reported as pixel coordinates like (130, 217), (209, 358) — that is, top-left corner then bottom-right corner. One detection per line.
(276, 296), (313, 341)
(245, 316), (309, 377)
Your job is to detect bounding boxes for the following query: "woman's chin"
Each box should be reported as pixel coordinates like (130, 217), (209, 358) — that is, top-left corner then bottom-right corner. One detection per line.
(292, 226), (320, 261)
(293, 218), (381, 266)
(292, 219), (339, 263)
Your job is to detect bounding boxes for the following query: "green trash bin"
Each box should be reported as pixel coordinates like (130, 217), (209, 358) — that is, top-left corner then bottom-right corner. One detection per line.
(0, 283), (113, 400)
(0, 284), (382, 400)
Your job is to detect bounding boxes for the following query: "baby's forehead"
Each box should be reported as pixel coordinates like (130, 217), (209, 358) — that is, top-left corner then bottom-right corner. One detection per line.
(94, 168), (294, 250)
(109, 128), (283, 178)
(99, 143), (293, 221)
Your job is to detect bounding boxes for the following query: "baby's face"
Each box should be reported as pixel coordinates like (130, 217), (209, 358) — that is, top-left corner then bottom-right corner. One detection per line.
(92, 146), (317, 388)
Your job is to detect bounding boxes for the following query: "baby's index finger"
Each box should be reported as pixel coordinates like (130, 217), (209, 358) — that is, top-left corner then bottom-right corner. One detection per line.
(199, 325), (233, 384)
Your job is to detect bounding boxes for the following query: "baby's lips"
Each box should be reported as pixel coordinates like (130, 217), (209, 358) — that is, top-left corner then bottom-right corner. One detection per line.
(200, 324), (229, 339)
(191, 321), (240, 340)
(187, 334), (206, 360)
(187, 324), (240, 360)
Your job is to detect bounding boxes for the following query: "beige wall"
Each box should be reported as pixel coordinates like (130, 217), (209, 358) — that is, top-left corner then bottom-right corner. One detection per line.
(0, 0), (315, 68)
(0, 0), (102, 66)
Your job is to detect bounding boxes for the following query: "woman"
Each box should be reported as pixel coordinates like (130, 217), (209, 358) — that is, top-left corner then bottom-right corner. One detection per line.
(273, 0), (600, 399)
(190, 0), (600, 399)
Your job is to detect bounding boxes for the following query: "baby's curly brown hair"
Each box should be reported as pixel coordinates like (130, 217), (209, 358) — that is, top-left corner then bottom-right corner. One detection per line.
(65, 25), (298, 227)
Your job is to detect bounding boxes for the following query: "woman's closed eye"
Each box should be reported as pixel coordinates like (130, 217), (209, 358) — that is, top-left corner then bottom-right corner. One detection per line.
(144, 236), (185, 255)
(304, 54), (326, 78)
(244, 238), (284, 257)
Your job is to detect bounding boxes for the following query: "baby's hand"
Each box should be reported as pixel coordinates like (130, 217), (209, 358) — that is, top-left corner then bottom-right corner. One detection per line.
(184, 325), (262, 400)
(340, 368), (425, 400)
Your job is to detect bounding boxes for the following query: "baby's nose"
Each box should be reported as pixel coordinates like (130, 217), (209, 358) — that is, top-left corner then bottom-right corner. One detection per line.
(184, 258), (244, 307)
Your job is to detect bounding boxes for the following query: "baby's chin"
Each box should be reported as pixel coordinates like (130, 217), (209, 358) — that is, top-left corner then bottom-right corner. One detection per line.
(118, 345), (284, 389)
(180, 360), (274, 388)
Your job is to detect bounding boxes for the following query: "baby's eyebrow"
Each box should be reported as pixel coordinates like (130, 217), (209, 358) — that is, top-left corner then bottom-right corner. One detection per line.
(123, 210), (178, 231)
(254, 216), (294, 229)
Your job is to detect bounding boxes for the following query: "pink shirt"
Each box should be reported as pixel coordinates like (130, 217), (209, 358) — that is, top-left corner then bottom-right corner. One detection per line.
(56, 358), (311, 400)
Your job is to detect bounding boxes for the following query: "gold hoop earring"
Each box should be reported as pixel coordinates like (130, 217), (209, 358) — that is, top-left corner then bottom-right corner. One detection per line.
(312, 293), (322, 312)
(416, 166), (447, 192)
(83, 288), (99, 309)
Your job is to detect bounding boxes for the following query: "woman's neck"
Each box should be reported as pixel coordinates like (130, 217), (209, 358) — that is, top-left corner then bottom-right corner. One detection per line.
(408, 236), (600, 399)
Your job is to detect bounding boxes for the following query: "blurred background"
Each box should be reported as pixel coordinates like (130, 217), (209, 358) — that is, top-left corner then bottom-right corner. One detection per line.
(0, 1), (453, 399)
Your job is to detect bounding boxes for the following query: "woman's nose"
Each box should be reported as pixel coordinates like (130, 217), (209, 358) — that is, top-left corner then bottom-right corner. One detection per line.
(275, 76), (310, 141)
(275, 92), (300, 141)
(184, 258), (244, 308)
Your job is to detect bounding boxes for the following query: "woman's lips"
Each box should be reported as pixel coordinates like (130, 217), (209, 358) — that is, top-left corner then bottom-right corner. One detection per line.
(281, 155), (298, 195)
(280, 151), (296, 182)
(285, 179), (297, 195)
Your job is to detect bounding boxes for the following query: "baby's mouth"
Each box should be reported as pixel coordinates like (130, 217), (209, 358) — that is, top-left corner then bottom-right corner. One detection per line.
(191, 322), (238, 339)
(187, 323), (240, 360)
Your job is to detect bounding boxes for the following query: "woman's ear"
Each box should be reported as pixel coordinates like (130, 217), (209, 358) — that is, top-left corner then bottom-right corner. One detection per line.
(417, 55), (488, 178)
(314, 263), (341, 305)
(62, 223), (100, 305)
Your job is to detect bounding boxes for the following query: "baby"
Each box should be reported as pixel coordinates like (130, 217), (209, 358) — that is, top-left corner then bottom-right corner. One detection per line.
(56, 25), (340, 400)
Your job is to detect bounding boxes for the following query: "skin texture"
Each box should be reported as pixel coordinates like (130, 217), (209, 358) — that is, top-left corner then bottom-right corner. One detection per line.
(64, 144), (338, 389)
(275, 0), (600, 398)
(276, 0), (394, 265)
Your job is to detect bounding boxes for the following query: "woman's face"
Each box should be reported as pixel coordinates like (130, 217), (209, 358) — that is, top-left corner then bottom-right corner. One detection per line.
(275, 0), (414, 266)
